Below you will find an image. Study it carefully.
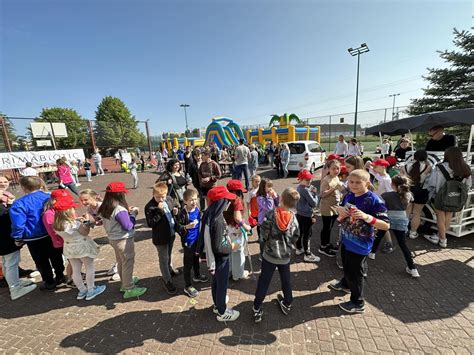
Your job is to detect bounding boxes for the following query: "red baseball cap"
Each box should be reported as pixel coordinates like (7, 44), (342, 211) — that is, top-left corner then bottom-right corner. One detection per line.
(327, 153), (341, 161)
(385, 156), (397, 167)
(373, 159), (390, 167)
(339, 165), (348, 174)
(53, 197), (80, 211)
(298, 169), (314, 181)
(106, 182), (129, 193)
(207, 186), (237, 203)
(226, 179), (247, 193)
(51, 189), (74, 200)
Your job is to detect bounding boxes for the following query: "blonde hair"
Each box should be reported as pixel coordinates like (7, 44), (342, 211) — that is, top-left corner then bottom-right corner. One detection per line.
(281, 187), (300, 208)
(251, 174), (261, 182)
(183, 188), (198, 201)
(20, 176), (46, 192)
(153, 181), (168, 196)
(53, 208), (75, 232)
(79, 189), (101, 201)
(349, 169), (371, 182)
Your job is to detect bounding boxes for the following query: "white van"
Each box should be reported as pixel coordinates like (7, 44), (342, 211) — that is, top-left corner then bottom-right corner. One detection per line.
(287, 140), (326, 173)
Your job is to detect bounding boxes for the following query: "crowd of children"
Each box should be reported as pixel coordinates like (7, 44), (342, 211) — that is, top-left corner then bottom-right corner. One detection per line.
(0, 144), (471, 326)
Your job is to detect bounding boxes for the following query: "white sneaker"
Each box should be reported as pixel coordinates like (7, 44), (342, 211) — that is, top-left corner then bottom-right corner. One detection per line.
(295, 248), (305, 256)
(213, 295), (230, 314)
(216, 308), (240, 322)
(406, 267), (420, 278)
(242, 270), (250, 279)
(424, 234), (439, 244)
(368, 252), (376, 260)
(303, 253), (320, 263)
(409, 231), (418, 239)
(107, 264), (118, 276)
(111, 273), (121, 281)
(439, 239), (447, 248)
(19, 279), (34, 287)
(10, 284), (37, 300)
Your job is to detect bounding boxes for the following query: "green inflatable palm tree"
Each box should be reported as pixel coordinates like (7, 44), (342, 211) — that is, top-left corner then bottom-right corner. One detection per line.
(269, 113), (302, 127)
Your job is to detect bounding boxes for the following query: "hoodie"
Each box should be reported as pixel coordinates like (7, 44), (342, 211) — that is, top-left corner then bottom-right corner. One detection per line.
(261, 207), (299, 265)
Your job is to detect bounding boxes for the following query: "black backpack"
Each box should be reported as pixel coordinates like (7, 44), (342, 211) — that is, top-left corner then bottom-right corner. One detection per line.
(433, 164), (469, 212)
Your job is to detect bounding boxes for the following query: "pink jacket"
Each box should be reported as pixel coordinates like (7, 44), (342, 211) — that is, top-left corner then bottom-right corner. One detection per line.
(42, 208), (64, 248)
(56, 165), (73, 184)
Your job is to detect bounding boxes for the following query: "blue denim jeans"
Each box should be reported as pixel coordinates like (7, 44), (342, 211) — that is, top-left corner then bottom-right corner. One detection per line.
(232, 164), (250, 190)
(2, 250), (21, 288)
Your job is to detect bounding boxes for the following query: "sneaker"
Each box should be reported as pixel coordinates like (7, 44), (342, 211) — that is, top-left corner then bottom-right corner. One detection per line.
(39, 282), (56, 291)
(77, 289), (88, 300)
(19, 279), (34, 287)
(192, 274), (209, 283)
(184, 286), (199, 298)
(329, 243), (339, 252)
(212, 295), (230, 314)
(382, 242), (394, 254)
(123, 286), (147, 299)
(328, 280), (350, 294)
(119, 276), (140, 292)
(234, 270), (250, 281)
(18, 267), (35, 278)
(253, 307), (263, 323)
(303, 253), (320, 263)
(424, 234), (439, 244)
(409, 231), (418, 239)
(55, 275), (67, 285)
(277, 294), (291, 315)
(85, 285), (106, 300)
(0, 278), (7, 288)
(439, 239), (447, 248)
(318, 246), (337, 257)
(107, 264), (118, 276)
(164, 281), (178, 295)
(29, 270), (41, 278)
(339, 301), (365, 314)
(111, 273), (121, 281)
(368, 252), (376, 260)
(295, 248), (305, 256)
(216, 308), (240, 322)
(10, 284), (37, 301)
(65, 278), (76, 288)
(406, 267), (420, 278)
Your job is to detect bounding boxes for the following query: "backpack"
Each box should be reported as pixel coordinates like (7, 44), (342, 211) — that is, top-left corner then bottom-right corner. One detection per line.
(433, 164), (469, 212)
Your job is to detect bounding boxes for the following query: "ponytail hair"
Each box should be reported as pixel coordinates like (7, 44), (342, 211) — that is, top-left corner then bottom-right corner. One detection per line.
(391, 175), (412, 206)
(408, 150), (428, 185)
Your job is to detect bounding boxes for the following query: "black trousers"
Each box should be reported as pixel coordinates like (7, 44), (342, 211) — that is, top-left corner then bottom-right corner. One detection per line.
(212, 256), (230, 315)
(340, 244), (367, 307)
(26, 237), (65, 285)
(254, 258), (292, 310)
(390, 230), (415, 269)
(371, 229), (387, 253)
(183, 243), (201, 287)
(320, 215), (337, 246)
(296, 214), (313, 253)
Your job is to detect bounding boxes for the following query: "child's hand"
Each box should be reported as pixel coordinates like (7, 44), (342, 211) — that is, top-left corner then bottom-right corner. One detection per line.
(336, 206), (349, 218)
(202, 177), (211, 183)
(157, 201), (165, 210)
(351, 209), (368, 221)
(311, 217), (317, 224)
(130, 206), (139, 216)
(172, 207), (179, 215)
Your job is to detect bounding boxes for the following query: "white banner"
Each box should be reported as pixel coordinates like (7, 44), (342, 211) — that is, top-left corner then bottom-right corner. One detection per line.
(0, 149), (86, 170)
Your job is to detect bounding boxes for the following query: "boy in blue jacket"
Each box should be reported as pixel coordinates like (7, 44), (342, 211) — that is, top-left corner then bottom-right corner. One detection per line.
(10, 176), (65, 290)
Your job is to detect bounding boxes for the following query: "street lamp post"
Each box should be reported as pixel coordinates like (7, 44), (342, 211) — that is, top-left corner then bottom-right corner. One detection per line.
(348, 43), (369, 138)
(389, 93), (400, 120)
(180, 104), (190, 133)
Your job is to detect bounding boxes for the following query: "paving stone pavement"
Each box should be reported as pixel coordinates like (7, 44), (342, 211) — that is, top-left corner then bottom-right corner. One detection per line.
(1, 167), (473, 354)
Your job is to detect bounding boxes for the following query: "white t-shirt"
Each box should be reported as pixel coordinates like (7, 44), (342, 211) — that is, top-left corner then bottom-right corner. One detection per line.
(235, 145), (250, 165)
(21, 167), (38, 176)
(334, 141), (349, 156)
(370, 169), (393, 196)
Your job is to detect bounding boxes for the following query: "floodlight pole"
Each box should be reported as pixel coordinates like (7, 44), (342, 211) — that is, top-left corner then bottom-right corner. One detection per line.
(348, 43), (369, 138)
(180, 104), (190, 133)
(48, 120), (57, 150)
(87, 120), (97, 153)
(389, 93), (400, 120)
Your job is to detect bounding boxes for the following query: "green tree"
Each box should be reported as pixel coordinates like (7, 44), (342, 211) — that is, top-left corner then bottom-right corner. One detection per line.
(0, 113), (17, 150)
(408, 28), (473, 115)
(269, 113), (302, 127)
(94, 96), (146, 148)
(35, 108), (89, 149)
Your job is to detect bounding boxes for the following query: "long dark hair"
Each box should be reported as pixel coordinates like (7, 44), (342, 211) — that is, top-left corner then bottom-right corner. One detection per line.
(166, 158), (181, 173)
(223, 190), (244, 225)
(408, 150), (428, 185)
(392, 175), (412, 207)
(444, 147), (471, 178)
(98, 191), (129, 219)
(257, 178), (273, 197)
(345, 156), (364, 170)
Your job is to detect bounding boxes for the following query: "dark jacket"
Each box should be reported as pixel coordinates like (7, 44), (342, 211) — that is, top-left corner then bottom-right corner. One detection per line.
(175, 206), (189, 247)
(144, 196), (177, 246)
(198, 199), (232, 257)
(188, 160), (201, 190)
(0, 203), (21, 256)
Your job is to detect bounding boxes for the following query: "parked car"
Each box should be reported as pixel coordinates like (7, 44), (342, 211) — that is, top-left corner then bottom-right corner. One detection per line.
(287, 140), (326, 173)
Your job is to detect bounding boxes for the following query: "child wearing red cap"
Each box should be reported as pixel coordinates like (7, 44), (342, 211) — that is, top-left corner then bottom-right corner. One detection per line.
(295, 170), (319, 263)
(224, 180), (252, 281)
(98, 182), (147, 299)
(199, 186), (240, 322)
(319, 160), (345, 257)
(53, 195), (106, 300)
(365, 159), (395, 255)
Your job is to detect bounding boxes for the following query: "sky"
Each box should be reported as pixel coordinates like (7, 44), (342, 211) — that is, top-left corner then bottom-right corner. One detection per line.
(1, 0), (472, 137)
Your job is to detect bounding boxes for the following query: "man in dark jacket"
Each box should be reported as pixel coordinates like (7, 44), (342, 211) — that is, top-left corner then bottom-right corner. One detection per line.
(198, 186), (240, 322)
(145, 182), (180, 295)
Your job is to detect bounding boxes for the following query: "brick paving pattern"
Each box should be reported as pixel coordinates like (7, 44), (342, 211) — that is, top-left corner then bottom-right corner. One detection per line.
(1, 167), (473, 354)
